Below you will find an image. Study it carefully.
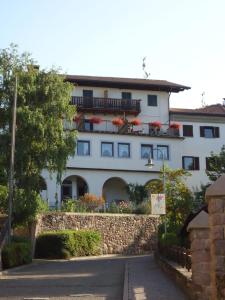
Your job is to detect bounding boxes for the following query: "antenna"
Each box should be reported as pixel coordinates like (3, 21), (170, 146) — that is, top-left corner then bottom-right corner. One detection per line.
(201, 91), (206, 107)
(142, 57), (150, 79)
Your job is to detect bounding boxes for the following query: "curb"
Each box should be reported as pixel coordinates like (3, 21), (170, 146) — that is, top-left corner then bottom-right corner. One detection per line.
(0, 260), (48, 277)
(123, 262), (129, 300)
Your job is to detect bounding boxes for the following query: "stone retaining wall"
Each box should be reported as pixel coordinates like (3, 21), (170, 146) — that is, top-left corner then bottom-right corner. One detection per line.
(36, 213), (159, 255)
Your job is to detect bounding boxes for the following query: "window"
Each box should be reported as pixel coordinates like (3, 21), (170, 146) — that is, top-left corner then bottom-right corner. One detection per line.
(121, 92), (131, 99)
(84, 120), (93, 131)
(148, 95), (157, 106)
(83, 90), (93, 108)
(77, 140), (90, 156)
(141, 144), (153, 159)
(157, 145), (169, 160)
(101, 142), (114, 157)
(118, 143), (130, 158)
(182, 156), (200, 170)
(83, 90), (93, 98)
(200, 126), (220, 138)
(183, 125), (193, 137)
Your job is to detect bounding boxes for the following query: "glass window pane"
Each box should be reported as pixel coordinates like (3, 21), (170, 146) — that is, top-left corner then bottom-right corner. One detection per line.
(118, 143), (130, 158)
(157, 146), (169, 160)
(102, 143), (113, 157)
(204, 128), (213, 138)
(141, 145), (152, 159)
(184, 157), (194, 170)
(77, 141), (90, 156)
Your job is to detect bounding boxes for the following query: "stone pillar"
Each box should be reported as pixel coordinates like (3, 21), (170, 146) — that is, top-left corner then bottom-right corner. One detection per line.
(188, 211), (211, 300)
(206, 175), (225, 300)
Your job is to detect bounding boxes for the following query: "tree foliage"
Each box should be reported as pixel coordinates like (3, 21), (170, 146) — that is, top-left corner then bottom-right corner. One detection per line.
(146, 166), (193, 232)
(0, 44), (76, 190)
(126, 183), (148, 205)
(0, 44), (77, 224)
(206, 145), (225, 181)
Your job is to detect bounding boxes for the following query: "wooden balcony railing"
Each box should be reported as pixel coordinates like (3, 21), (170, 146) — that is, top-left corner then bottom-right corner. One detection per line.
(71, 96), (141, 115)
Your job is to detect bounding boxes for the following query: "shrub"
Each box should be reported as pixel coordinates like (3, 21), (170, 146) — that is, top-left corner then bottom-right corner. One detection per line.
(61, 199), (76, 212)
(117, 201), (133, 213)
(159, 232), (179, 247)
(79, 193), (104, 212)
(2, 239), (32, 269)
(107, 201), (119, 213)
(133, 200), (151, 214)
(35, 229), (102, 259)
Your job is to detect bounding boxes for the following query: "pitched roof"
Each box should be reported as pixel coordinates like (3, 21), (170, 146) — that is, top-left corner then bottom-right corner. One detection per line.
(66, 74), (190, 93)
(170, 104), (225, 117)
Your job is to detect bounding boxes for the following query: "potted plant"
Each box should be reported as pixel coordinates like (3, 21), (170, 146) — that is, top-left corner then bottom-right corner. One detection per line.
(149, 121), (162, 129)
(130, 118), (142, 126)
(89, 116), (103, 124)
(112, 118), (124, 126)
(169, 122), (180, 136)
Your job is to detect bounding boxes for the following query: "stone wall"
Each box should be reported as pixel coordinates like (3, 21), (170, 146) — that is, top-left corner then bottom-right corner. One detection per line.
(36, 213), (159, 255)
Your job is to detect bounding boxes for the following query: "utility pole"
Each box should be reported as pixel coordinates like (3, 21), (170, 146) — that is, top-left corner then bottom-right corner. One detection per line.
(8, 75), (17, 241)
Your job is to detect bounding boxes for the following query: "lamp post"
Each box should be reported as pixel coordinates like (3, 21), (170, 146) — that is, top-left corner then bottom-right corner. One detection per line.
(145, 148), (167, 233)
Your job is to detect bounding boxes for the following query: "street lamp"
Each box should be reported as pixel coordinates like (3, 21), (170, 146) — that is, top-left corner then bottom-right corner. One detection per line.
(145, 148), (167, 233)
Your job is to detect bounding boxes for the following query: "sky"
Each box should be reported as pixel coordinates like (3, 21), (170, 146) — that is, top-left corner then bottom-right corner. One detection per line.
(1, 0), (225, 108)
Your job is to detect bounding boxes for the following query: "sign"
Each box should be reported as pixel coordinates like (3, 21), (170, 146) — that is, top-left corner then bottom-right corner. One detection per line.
(151, 194), (166, 215)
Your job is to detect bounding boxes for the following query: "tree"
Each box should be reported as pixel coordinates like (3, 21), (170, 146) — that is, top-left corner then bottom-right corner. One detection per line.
(126, 183), (148, 205)
(0, 44), (77, 224)
(146, 167), (193, 233)
(206, 145), (225, 181)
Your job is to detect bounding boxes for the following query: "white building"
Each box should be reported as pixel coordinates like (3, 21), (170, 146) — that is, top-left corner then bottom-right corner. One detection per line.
(41, 75), (225, 207)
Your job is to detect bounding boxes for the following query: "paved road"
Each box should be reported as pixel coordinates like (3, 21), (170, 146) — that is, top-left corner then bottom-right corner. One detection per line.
(0, 255), (189, 300)
(0, 256), (125, 300)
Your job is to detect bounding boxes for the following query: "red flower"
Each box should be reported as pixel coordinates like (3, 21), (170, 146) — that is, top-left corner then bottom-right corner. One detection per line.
(169, 122), (181, 129)
(112, 118), (124, 126)
(73, 115), (81, 123)
(149, 121), (162, 128)
(130, 118), (142, 126)
(89, 116), (103, 124)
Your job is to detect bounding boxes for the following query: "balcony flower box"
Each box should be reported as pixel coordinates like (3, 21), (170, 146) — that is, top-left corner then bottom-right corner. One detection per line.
(89, 116), (103, 124)
(169, 122), (181, 129)
(130, 118), (141, 126)
(112, 118), (124, 126)
(149, 121), (162, 129)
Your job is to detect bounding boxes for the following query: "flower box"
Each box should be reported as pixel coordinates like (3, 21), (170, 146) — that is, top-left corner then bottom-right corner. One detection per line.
(130, 118), (142, 126)
(89, 117), (103, 124)
(112, 118), (124, 126)
(149, 121), (162, 129)
(169, 122), (181, 129)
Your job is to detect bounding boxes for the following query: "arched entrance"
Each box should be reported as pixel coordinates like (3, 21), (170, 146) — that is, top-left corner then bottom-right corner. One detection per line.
(61, 175), (88, 201)
(102, 177), (128, 205)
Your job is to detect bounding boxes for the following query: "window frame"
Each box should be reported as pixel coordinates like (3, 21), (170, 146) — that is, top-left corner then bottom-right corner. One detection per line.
(182, 156), (200, 171)
(141, 144), (153, 159)
(148, 95), (158, 107)
(77, 140), (91, 156)
(200, 126), (220, 138)
(121, 92), (132, 100)
(101, 142), (114, 157)
(183, 125), (193, 137)
(156, 145), (169, 160)
(118, 143), (131, 158)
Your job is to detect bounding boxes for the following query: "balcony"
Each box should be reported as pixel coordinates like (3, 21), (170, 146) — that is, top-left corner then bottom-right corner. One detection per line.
(71, 96), (141, 115)
(64, 119), (181, 138)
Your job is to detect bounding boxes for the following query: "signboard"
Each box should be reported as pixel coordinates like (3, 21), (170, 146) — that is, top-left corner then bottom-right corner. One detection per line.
(151, 194), (166, 215)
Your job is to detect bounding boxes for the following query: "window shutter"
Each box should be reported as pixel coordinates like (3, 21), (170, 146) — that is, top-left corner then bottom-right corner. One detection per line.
(194, 157), (200, 170)
(214, 127), (220, 138)
(200, 126), (204, 137)
(182, 156), (185, 169)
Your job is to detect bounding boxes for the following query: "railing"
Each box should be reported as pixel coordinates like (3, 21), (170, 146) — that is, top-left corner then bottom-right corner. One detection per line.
(71, 96), (141, 114)
(64, 119), (180, 137)
(158, 243), (191, 271)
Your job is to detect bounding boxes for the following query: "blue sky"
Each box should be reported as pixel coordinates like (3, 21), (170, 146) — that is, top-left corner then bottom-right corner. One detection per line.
(1, 0), (225, 108)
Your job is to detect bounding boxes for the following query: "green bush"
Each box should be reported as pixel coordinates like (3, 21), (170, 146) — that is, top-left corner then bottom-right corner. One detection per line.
(133, 200), (151, 214)
(61, 199), (76, 212)
(35, 230), (101, 259)
(2, 239), (32, 269)
(159, 232), (179, 247)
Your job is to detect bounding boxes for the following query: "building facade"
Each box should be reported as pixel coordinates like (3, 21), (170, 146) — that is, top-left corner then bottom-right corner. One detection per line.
(41, 75), (225, 207)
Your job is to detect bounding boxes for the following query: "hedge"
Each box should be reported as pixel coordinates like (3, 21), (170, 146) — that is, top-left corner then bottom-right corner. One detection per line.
(35, 230), (101, 259)
(2, 238), (32, 269)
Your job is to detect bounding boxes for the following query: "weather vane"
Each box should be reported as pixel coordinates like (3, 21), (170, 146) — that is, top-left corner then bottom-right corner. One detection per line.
(142, 57), (150, 79)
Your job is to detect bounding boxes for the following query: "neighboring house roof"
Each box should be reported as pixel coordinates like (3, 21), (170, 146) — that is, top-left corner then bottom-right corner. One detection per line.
(170, 104), (225, 117)
(66, 75), (190, 93)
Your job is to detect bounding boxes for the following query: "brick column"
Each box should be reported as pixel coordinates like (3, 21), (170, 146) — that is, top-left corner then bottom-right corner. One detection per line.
(206, 175), (225, 300)
(188, 211), (211, 300)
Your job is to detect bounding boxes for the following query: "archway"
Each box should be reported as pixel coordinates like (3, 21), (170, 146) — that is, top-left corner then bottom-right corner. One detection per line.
(61, 175), (88, 201)
(102, 177), (128, 205)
